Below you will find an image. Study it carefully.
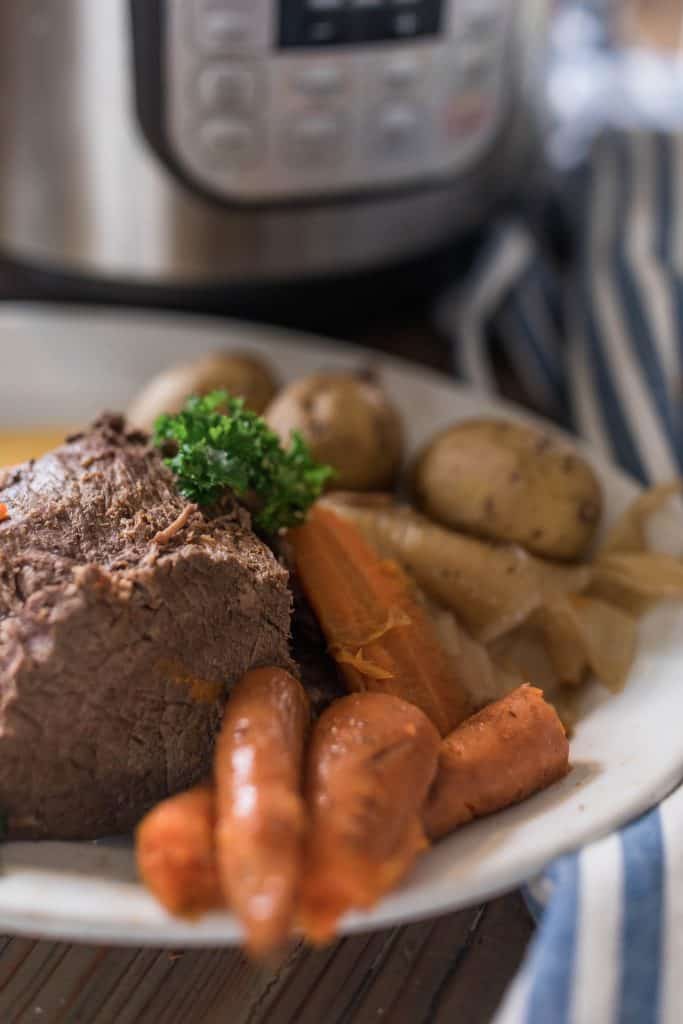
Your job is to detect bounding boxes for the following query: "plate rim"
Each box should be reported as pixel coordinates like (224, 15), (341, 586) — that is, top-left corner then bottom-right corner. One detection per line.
(0, 301), (646, 493)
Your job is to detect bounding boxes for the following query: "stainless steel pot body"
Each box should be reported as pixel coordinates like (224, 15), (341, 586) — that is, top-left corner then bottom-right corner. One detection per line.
(0, 0), (549, 288)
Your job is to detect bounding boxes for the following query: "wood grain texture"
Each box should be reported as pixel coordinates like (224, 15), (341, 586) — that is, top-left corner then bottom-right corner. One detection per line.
(0, 896), (532, 1023)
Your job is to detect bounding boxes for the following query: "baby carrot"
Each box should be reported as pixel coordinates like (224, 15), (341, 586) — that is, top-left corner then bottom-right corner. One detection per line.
(136, 785), (222, 916)
(214, 667), (310, 958)
(299, 692), (441, 944)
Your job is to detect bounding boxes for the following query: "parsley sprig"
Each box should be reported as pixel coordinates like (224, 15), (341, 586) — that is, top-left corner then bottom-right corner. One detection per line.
(153, 390), (333, 533)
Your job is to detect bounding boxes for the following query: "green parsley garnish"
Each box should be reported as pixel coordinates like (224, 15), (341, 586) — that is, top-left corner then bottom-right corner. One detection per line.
(153, 390), (333, 533)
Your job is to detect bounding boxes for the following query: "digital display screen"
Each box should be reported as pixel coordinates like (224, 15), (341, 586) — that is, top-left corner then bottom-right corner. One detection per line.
(279, 0), (444, 49)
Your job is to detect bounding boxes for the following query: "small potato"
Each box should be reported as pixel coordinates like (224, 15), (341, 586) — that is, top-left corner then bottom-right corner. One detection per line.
(413, 419), (602, 560)
(265, 373), (403, 491)
(128, 351), (278, 433)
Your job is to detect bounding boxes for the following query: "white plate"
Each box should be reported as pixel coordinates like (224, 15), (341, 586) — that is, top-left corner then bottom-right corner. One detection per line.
(0, 304), (682, 948)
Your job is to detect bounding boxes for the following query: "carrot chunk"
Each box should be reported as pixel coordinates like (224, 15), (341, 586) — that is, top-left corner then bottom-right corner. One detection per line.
(136, 785), (222, 916)
(423, 685), (570, 840)
(289, 505), (469, 735)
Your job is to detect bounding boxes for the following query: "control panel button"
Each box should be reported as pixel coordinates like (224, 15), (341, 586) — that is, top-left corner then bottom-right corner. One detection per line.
(460, 0), (507, 17)
(288, 112), (345, 166)
(456, 34), (500, 90)
(443, 94), (493, 143)
(458, 0), (507, 41)
(383, 53), (422, 89)
(200, 118), (259, 167)
(197, 10), (249, 50)
(197, 64), (259, 113)
(194, 0), (271, 53)
(465, 10), (503, 35)
(375, 102), (422, 158)
(293, 63), (346, 95)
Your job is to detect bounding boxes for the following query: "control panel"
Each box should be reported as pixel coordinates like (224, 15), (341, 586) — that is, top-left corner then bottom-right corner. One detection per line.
(165, 0), (513, 202)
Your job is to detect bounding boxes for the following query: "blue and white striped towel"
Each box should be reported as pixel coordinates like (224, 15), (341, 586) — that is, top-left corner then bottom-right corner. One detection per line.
(436, 131), (683, 1024)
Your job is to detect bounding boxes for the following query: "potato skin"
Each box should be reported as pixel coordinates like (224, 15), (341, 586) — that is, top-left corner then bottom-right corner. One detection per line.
(265, 373), (403, 491)
(128, 351), (278, 433)
(413, 419), (602, 560)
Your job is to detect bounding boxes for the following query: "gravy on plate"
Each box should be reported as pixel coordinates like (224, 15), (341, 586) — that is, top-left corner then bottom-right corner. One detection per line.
(0, 428), (71, 468)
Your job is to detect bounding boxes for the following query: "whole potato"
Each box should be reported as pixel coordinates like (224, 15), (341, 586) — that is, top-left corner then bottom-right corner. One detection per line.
(128, 351), (278, 433)
(412, 419), (602, 560)
(265, 373), (403, 491)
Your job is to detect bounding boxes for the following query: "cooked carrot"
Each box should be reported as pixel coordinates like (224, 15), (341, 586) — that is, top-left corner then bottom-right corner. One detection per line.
(0, 503), (8, 522)
(135, 785), (222, 916)
(289, 504), (469, 735)
(215, 667), (310, 958)
(299, 692), (441, 945)
(423, 685), (570, 840)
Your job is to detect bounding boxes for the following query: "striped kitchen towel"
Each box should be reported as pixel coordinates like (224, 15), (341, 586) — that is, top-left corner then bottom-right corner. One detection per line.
(437, 132), (683, 481)
(436, 131), (683, 1024)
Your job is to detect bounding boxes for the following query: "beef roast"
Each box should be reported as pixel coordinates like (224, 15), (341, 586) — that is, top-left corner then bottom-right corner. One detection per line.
(0, 416), (292, 839)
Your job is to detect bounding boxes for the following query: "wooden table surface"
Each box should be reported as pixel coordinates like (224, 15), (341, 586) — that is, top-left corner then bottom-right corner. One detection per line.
(0, 897), (532, 1024)
(0, 299), (533, 1022)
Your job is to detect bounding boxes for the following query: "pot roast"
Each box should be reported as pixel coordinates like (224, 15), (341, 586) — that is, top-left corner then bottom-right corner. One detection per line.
(0, 416), (293, 839)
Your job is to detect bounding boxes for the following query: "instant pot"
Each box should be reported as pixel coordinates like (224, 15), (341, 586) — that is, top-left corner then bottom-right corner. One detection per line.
(0, 0), (550, 308)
